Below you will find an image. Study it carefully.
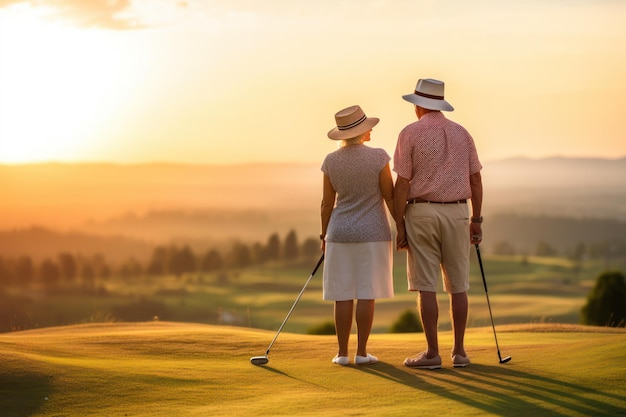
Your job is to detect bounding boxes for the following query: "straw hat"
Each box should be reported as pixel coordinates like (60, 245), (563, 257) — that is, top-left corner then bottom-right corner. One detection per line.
(327, 105), (379, 140)
(402, 78), (454, 111)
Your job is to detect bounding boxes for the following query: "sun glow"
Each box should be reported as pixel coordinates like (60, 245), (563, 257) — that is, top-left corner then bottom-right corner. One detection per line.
(0, 7), (124, 163)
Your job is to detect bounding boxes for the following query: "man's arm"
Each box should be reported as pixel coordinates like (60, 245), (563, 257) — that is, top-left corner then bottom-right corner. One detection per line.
(469, 171), (483, 244)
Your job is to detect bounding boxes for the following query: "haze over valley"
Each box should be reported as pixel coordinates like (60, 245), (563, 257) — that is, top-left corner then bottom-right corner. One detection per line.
(1, 157), (625, 262)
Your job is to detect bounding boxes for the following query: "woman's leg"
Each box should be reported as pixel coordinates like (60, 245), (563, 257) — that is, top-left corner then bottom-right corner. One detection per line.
(335, 300), (354, 356)
(355, 299), (375, 357)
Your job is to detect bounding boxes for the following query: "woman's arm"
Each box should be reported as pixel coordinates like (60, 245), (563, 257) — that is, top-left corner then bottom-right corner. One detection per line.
(379, 163), (395, 222)
(320, 174), (336, 249)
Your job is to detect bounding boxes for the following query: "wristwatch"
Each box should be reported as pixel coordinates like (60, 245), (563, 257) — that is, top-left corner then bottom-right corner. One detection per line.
(471, 216), (483, 224)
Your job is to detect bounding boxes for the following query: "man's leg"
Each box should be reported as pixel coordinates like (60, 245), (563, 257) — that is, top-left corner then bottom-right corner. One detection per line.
(419, 291), (439, 358)
(450, 291), (468, 357)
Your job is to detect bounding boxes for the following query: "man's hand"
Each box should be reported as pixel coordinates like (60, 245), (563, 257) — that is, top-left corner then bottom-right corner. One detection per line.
(470, 222), (482, 244)
(396, 222), (409, 250)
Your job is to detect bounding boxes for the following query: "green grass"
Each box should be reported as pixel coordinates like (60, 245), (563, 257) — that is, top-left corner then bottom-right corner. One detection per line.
(1, 322), (625, 416)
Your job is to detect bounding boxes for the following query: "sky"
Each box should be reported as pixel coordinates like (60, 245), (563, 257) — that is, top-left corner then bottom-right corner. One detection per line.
(1, 0), (625, 165)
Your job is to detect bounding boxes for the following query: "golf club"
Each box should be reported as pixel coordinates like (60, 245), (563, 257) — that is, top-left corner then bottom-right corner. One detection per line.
(475, 244), (512, 364)
(250, 254), (325, 366)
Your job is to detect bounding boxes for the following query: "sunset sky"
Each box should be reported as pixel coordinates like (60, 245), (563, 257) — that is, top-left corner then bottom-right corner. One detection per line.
(1, 0), (625, 165)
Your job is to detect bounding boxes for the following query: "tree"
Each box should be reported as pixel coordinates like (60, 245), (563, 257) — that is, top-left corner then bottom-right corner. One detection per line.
(301, 237), (321, 260)
(390, 309), (423, 333)
(40, 258), (61, 288)
(200, 249), (223, 272)
(265, 233), (281, 262)
(250, 242), (264, 264)
(16, 256), (35, 286)
(283, 229), (299, 261)
(581, 270), (626, 327)
(170, 245), (196, 276)
(230, 242), (251, 267)
(535, 240), (558, 257)
(147, 246), (168, 275)
(307, 321), (335, 335)
(58, 253), (77, 283)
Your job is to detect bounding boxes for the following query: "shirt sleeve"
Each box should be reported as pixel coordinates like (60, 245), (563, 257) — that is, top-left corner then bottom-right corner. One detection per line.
(466, 134), (482, 175)
(393, 129), (413, 180)
(321, 154), (330, 176)
(377, 148), (391, 171)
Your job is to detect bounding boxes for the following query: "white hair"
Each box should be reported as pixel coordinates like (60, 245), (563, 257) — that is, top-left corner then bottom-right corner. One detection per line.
(340, 135), (365, 148)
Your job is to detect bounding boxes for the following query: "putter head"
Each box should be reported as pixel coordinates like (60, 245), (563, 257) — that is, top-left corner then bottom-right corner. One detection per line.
(499, 356), (512, 364)
(250, 356), (269, 366)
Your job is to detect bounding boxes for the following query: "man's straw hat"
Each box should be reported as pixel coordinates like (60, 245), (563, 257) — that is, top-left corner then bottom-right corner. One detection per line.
(402, 78), (454, 111)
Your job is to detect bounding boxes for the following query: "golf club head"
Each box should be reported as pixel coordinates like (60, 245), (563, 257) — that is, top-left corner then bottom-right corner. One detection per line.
(250, 356), (269, 366)
(499, 356), (512, 364)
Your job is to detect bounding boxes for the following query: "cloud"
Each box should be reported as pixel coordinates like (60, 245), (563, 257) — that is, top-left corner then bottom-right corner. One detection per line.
(0, 0), (141, 29)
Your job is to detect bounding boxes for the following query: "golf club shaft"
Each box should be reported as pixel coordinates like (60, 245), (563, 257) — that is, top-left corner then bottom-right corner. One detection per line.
(264, 254), (325, 356)
(474, 244), (505, 360)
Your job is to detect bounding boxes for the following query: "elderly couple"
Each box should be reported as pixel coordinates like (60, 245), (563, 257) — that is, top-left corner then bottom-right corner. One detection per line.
(320, 77), (483, 369)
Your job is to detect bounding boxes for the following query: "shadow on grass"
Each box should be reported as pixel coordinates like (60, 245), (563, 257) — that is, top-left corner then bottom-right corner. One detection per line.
(354, 362), (626, 417)
(0, 370), (53, 417)
(259, 366), (330, 390)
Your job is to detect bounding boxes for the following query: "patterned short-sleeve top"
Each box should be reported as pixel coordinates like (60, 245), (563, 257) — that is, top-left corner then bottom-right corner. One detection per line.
(321, 144), (392, 243)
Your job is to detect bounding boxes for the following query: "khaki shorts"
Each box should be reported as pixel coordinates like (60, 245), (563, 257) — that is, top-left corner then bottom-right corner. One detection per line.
(405, 202), (470, 293)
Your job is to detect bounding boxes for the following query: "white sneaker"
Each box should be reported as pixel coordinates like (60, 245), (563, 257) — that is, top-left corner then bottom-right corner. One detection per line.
(332, 355), (349, 366)
(355, 353), (378, 365)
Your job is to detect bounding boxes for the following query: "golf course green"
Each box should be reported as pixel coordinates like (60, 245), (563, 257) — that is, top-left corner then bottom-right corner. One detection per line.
(1, 322), (624, 416)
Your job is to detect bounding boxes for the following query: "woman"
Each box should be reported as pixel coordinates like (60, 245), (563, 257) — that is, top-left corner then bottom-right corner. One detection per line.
(320, 104), (395, 366)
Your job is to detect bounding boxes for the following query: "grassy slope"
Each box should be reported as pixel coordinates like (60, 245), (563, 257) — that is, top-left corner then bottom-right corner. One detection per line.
(1, 322), (625, 417)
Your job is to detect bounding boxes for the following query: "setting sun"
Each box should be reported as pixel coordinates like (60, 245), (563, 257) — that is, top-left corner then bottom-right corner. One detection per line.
(1, 1), (625, 164)
(0, 8), (126, 163)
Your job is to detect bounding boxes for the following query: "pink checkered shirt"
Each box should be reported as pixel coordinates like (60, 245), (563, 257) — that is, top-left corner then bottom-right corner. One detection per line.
(393, 111), (482, 202)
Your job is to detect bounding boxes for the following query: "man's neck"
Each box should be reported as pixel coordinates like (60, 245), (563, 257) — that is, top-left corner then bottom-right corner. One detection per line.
(417, 107), (440, 120)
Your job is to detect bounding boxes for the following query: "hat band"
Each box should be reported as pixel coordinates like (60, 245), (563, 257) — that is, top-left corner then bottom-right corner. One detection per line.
(415, 90), (444, 100)
(337, 114), (367, 130)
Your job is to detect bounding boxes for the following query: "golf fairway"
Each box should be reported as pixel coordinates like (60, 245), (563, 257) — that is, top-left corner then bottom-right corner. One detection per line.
(1, 322), (625, 416)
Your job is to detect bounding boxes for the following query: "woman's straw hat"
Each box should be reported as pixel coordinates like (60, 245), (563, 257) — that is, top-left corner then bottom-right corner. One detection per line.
(327, 105), (379, 140)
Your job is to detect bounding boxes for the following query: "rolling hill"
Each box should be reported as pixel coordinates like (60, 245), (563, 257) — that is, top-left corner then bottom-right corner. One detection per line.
(0, 321), (624, 416)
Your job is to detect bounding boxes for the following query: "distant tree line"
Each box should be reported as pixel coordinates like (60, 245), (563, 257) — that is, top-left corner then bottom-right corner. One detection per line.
(0, 229), (320, 288)
(487, 214), (626, 259)
(491, 239), (626, 261)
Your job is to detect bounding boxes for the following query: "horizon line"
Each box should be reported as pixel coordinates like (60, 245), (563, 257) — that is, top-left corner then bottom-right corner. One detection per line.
(2, 155), (626, 167)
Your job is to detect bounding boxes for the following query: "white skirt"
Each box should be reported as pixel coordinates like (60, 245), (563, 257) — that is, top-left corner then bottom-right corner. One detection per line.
(322, 241), (394, 301)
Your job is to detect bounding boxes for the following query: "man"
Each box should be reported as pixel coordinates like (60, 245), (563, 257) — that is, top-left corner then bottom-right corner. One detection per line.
(393, 78), (483, 369)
